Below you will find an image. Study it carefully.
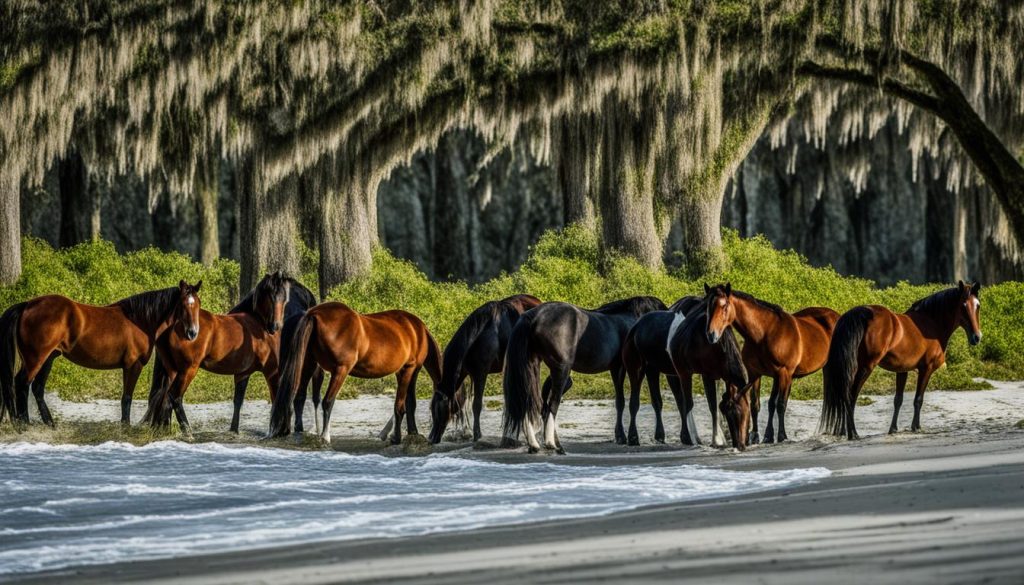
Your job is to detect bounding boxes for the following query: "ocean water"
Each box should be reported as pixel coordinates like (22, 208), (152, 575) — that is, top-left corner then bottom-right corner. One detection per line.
(0, 441), (829, 575)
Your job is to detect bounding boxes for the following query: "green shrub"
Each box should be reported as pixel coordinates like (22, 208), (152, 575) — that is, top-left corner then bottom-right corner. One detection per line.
(1, 229), (1020, 406)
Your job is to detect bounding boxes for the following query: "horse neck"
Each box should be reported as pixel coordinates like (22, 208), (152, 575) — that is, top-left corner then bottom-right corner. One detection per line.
(731, 297), (776, 343)
(907, 302), (960, 349)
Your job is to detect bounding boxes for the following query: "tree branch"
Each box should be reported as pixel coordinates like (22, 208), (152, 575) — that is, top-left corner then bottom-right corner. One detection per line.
(796, 60), (941, 113)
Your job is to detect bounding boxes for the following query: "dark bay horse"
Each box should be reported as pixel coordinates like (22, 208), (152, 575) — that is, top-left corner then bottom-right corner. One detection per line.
(428, 294), (542, 443)
(145, 282), (284, 434)
(704, 284), (839, 444)
(667, 297), (750, 449)
(148, 272), (323, 433)
(502, 296), (666, 454)
(819, 281), (982, 440)
(0, 281), (199, 425)
(267, 302), (442, 444)
(621, 296), (711, 446)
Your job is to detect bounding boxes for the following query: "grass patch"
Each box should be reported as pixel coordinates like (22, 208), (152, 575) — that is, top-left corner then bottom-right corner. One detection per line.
(2, 227), (1021, 405)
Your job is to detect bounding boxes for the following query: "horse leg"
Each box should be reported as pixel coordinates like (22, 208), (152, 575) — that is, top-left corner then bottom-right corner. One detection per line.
(321, 367), (349, 444)
(293, 373), (308, 434)
(622, 364), (638, 446)
(673, 374), (700, 445)
(614, 364), (628, 445)
(169, 368), (199, 437)
(775, 372), (793, 442)
(405, 368), (421, 437)
(470, 369), (487, 441)
(847, 366), (874, 440)
(747, 378), (761, 445)
(648, 369), (665, 444)
(763, 376), (781, 444)
(911, 368), (934, 432)
(31, 353), (59, 427)
(545, 367), (571, 454)
(390, 367), (415, 445)
(311, 369), (324, 435)
(889, 372), (908, 434)
(230, 374), (251, 433)
(118, 361), (143, 427)
(702, 376), (726, 447)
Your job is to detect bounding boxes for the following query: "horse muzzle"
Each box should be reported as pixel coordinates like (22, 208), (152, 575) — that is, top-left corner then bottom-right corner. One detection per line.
(969, 332), (982, 346)
(706, 330), (721, 344)
(269, 321), (282, 334)
(185, 328), (199, 341)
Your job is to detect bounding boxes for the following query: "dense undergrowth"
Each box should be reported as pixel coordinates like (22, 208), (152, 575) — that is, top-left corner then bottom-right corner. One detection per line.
(1, 227), (1020, 411)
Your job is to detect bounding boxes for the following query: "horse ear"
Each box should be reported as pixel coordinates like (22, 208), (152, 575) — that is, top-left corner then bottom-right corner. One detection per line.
(958, 280), (966, 290)
(972, 281), (981, 296)
(179, 279), (187, 289)
(725, 282), (732, 296)
(703, 283), (711, 295)
(194, 280), (203, 293)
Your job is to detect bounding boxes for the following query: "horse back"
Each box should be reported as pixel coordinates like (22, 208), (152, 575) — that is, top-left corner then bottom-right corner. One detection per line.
(21, 295), (147, 367)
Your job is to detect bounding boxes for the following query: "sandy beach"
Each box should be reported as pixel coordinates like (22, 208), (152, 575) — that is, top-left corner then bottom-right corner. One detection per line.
(4, 382), (1024, 584)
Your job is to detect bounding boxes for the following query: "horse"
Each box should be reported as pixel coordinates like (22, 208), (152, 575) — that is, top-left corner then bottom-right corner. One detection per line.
(428, 294), (542, 444)
(501, 296), (666, 454)
(667, 296), (750, 449)
(0, 281), (200, 426)
(147, 272), (324, 433)
(819, 281), (982, 440)
(704, 283), (840, 444)
(621, 296), (717, 446)
(267, 302), (442, 444)
(144, 282), (282, 435)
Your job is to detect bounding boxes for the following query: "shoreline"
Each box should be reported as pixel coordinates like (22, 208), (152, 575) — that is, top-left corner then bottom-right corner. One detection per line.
(2, 382), (1023, 584)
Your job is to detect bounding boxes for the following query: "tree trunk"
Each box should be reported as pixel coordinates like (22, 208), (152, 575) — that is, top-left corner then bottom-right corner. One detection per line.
(597, 111), (663, 270)
(0, 174), (20, 285)
(432, 133), (472, 280)
(196, 163), (220, 266)
(677, 190), (726, 276)
(319, 188), (375, 299)
(59, 151), (94, 247)
(555, 116), (596, 228)
(237, 161), (299, 294)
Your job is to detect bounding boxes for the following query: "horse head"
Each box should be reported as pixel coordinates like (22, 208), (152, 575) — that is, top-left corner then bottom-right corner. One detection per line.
(957, 280), (982, 346)
(254, 271), (290, 334)
(703, 282), (734, 344)
(176, 280), (202, 341)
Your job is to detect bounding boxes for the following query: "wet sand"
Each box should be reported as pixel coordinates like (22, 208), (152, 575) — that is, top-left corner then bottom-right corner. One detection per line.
(4, 382), (1024, 584)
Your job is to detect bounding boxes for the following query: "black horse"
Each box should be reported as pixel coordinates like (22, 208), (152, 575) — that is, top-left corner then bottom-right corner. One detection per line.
(667, 296), (750, 450)
(620, 296), (705, 446)
(502, 296), (666, 454)
(428, 294), (542, 443)
(148, 272), (323, 432)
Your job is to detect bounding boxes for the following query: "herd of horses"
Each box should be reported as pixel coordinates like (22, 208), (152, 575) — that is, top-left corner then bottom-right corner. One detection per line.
(0, 274), (983, 452)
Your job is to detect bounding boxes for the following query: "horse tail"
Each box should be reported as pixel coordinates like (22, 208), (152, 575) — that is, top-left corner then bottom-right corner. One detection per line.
(439, 306), (493, 401)
(502, 315), (541, 439)
(719, 328), (748, 389)
(268, 313), (316, 437)
(141, 357), (174, 426)
(819, 307), (871, 436)
(0, 303), (26, 422)
(424, 330), (443, 387)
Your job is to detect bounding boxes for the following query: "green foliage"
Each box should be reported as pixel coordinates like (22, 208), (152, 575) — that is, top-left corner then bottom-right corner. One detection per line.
(2, 229), (1021, 406)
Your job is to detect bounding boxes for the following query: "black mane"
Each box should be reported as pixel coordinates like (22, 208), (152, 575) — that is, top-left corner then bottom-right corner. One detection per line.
(114, 287), (180, 330)
(908, 287), (961, 316)
(669, 295), (703, 313)
(593, 296), (667, 316)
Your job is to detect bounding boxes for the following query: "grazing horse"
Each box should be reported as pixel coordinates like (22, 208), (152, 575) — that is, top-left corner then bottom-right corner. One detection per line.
(148, 272), (324, 433)
(0, 282), (199, 426)
(502, 296), (666, 454)
(667, 297), (750, 449)
(819, 281), (982, 440)
(144, 282), (282, 435)
(704, 284), (839, 444)
(267, 302), (442, 444)
(621, 296), (724, 446)
(428, 294), (542, 443)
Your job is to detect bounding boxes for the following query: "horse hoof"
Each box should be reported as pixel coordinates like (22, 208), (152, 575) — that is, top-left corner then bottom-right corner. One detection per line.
(615, 436), (626, 445)
(627, 437), (640, 446)
(527, 446), (540, 454)
(763, 435), (775, 444)
(499, 437), (519, 449)
(748, 433), (760, 445)
(555, 447), (566, 455)
(888, 427), (898, 435)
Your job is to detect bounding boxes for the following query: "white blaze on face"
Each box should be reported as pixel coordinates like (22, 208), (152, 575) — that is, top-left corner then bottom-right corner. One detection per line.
(186, 295), (195, 306)
(666, 312), (686, 358)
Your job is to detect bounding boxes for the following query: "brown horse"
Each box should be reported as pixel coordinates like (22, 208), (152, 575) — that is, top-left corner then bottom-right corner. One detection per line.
(819, 282), (982, 440)
(267, 302), (442, 443)
(704, 283), (839, 444)
(145, 283), (283, 434)
(0, 281), (200, 425)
